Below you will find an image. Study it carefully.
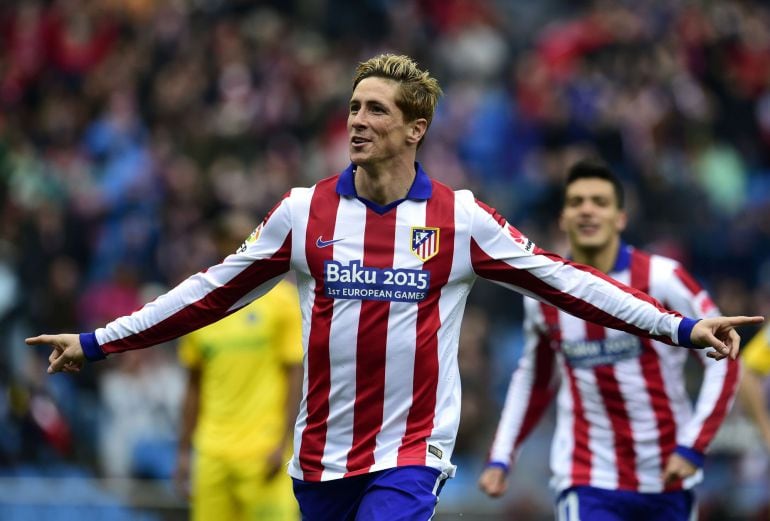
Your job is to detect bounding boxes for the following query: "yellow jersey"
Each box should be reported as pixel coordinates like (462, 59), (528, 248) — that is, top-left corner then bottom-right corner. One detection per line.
(178, 280), (303, 460)
(742, 325), (770, 376)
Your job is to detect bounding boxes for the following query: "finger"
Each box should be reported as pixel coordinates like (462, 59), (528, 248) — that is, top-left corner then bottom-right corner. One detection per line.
(703, 333), (730, 357)
(706, 350), (726, 361)
(26, 335), (57, 346)
(49, 349), (63, 365)
(725, 329), (741, 359)
(722, 316), (765, 327)
(48, 353), (70, 374)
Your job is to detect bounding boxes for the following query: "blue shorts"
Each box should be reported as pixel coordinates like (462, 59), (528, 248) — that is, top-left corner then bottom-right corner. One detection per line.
(556, 486), (695, 521)
(292, 466), (447, 521)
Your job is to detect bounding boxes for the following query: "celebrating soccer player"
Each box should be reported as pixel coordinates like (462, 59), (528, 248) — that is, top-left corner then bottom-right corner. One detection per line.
(28, 55), (762, 521)
(479, 159), (741, 520)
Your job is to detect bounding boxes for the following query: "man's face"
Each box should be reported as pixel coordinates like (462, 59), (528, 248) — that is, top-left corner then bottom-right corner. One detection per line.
(347, 77), (422, 167)
(560, 178), (626, 252)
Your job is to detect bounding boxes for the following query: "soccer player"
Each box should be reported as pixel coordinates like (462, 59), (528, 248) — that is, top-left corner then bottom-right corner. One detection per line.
(174, 279), (303, 521)
(27, 54), (762, 521)
(478, 160), (740, 520)
(738, 325), (770, 452)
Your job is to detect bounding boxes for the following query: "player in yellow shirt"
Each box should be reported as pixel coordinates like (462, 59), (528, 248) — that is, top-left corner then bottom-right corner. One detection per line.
(739, 325), (770, 452)
(174, 278), (303, 521)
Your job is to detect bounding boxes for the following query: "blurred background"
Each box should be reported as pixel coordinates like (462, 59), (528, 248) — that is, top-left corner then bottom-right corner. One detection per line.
(1, 0), (770, 519)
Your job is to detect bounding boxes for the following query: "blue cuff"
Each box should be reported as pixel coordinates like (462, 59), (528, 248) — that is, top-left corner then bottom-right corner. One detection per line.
(675, 445), (704, 468)
(80, 333), (106, 361)
(485, 461), (509, 474)
(677, 318), (700, 348)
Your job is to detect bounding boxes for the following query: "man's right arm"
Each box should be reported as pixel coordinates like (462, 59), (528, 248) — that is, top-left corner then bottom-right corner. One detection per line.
(479, 300), (558, 497)
(27, 195), (296, 371)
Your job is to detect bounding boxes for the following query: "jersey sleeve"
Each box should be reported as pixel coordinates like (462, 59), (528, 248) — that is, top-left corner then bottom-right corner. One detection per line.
(742, 326), (770, 376)
(81, 193), (295, 360)
(466, 196), (697, 349)
(486, 298), (558, 471)
(661, 262), (740, 457)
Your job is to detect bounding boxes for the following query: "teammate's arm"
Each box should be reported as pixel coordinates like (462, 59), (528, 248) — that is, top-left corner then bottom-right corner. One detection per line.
(479, 300), (557, 498)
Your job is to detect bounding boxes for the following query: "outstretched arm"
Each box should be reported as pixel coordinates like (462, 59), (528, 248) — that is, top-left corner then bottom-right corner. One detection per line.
(27, 196), (296, 373)
(467, 196), (764, 359)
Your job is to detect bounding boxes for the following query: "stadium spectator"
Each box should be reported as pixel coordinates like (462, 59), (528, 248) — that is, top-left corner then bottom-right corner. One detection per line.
(479, 159), (740, 520)
(26, 53), (761, 521)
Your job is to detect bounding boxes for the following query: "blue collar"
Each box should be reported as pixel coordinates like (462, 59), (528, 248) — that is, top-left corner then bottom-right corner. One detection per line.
(336, 162), (433, 214)
(569, 241), (631, 274)
(611, 242), (631, 273)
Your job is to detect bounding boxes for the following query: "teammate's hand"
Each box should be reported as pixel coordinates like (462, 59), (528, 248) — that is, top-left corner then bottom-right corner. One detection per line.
(690, 316), (764, 360)
(478, 466), (508, 498)
(661, 453), (697, 485)
(25, 334), (85, 374)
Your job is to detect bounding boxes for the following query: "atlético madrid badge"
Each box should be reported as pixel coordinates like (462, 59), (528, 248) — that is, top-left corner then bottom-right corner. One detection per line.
(411, 227), (440, 262)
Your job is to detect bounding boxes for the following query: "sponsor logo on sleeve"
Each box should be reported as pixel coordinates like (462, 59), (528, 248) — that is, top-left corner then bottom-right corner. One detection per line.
(508, 225), (535, 254)
(236, 223), (263, 253)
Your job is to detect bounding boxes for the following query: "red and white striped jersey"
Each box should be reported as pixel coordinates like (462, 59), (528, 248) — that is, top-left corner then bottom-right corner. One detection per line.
(83, 164), (702, 482)
(486, 244), (739, 493)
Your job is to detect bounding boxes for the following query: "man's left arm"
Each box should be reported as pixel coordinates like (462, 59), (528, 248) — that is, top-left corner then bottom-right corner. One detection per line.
(659, 264), (740, 483)
(465, 195), (763, 358)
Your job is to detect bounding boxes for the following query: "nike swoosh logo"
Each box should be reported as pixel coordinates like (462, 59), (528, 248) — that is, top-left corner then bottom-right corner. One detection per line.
(316, 236), (345, 248)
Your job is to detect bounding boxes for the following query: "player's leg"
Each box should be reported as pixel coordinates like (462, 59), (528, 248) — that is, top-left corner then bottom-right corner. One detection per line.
(644, 490), (696, 521)
(192, 452), (238, 521)
(292, 472), (371, 521)
(354, 466), (447, 521)
(555, 486), (634, 521)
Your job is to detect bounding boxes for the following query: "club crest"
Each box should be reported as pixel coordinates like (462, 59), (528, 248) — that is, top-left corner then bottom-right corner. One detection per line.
(411, 227), (440, 262)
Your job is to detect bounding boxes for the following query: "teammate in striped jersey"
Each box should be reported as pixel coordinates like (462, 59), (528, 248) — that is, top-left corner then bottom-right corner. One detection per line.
(27, 55), (762, 521)
(479, 160), (740, 520)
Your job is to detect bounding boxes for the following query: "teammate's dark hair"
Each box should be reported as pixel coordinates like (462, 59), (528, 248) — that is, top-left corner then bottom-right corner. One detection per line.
(564, 159), (625, 209)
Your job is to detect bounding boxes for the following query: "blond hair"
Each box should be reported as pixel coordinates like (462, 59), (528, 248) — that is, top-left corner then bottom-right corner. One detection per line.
(353, 54), (443, 143)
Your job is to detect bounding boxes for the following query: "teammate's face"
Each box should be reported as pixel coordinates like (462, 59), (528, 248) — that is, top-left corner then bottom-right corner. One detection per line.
(347, 77), (425, 167)
(560, 178), (626, 253)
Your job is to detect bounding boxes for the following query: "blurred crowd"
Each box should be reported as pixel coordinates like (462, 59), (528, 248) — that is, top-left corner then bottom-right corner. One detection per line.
(1, 0), (770, 518)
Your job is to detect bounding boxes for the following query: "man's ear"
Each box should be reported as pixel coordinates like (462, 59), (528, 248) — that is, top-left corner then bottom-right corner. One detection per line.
(616, 210), (628, 233)
(406, 118), (428, 146)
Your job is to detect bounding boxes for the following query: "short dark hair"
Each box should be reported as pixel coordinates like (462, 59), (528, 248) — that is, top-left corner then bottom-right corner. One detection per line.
(564, 159), (625, 209)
